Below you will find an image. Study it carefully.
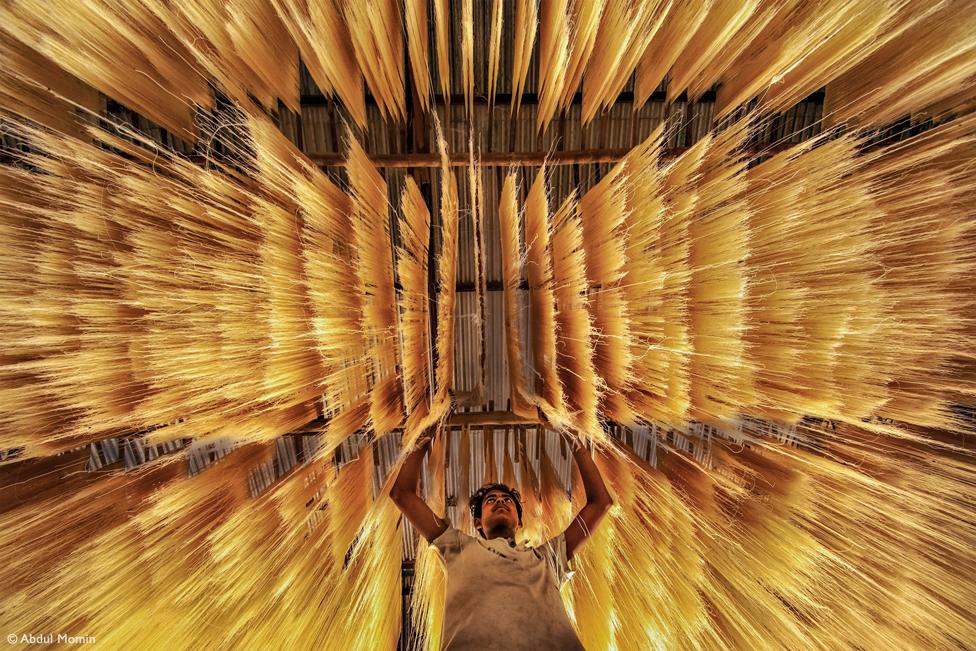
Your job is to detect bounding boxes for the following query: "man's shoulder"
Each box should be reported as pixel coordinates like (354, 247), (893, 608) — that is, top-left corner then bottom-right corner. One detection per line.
(431, 525), (477, 556)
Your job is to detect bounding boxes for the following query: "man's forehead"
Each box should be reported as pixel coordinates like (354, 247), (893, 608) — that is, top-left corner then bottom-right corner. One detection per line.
(483, 489), (510, 499)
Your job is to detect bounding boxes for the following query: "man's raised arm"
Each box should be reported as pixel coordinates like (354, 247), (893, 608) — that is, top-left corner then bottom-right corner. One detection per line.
(563, 438), (614, 561)
(390, 429), (449, 543)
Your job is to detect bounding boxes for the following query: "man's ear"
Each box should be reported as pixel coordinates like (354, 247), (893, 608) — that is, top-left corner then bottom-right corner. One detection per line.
(473, 517), (482, 531)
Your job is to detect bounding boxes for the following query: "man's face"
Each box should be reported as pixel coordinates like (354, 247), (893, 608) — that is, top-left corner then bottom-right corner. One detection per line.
(476, 489), (518, 535)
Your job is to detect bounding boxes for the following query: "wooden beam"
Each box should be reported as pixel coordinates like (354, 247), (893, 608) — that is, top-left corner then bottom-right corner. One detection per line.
(447, 411), (540, 428)
(311, 142), (799, 169)
(312, 148), (635, 168)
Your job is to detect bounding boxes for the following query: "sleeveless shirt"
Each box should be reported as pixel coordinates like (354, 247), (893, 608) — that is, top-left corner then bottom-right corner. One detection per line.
(431, 527), (584, 650)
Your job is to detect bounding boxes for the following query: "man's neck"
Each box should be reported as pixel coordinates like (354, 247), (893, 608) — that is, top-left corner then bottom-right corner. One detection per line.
(484, 527), (516, 541)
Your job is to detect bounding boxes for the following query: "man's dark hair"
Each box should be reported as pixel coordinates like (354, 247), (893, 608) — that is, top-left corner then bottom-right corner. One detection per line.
(468, 483), (524, 524)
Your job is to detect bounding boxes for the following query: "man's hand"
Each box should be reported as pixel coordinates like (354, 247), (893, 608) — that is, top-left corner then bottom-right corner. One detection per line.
(413, 430), (434, 452)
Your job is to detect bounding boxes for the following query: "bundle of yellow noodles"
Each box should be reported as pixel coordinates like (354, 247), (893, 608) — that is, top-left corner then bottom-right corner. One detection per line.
(579, 161), (633, 424)
(345, 128), (404, 434)
(523, 169), (566, 420)
(498, 171), (537, 417)
(398, 177), (434, 430)
(550, 194), (603, 441)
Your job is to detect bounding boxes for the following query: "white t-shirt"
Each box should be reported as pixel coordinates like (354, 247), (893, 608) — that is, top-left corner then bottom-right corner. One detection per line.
(431, 527), (584, 650)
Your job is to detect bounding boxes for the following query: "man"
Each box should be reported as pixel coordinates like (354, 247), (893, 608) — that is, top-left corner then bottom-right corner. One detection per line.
(391, 427), (614, 650)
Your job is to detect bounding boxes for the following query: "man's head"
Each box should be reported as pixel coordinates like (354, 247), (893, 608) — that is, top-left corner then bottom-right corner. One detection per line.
(468, 483), (523, 539)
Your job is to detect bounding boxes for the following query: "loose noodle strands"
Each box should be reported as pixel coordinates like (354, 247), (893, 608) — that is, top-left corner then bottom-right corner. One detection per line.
(248, 121), (330, 407)
(634, 0), (712, 108)
(793, 137), (884, 421)
(147, 0), (295, 111)
(579, 161), (633, 423)
(742, 141), (821, 423)
(144, 402), (320, 451)
(0, 1), (206, 139)
(667, 0), (762, 103)
(568, 449), (619, 650)
(499, 171), (536, 417)
(433, 0), (452, 102)
(0, 165), (79, 456)
(0, 35), (101, 139)
(345, 128), (404, 434)
(524, 169), (565, 415)
(311, 0), (368, 124)
(3, 7), (976, 647)
(278, 473), (351, 648)
(537, 0), (570, 130)
(335, 486), (403, 649)
(203, 464), (328, 648)
(404, 0), (431, 111)
(398, 177), (433, 427)
(272, 0), (367, 126)
(750, 0), (910, 116)
(294, 169), (370, 411)
(582, 0), (669, 124)
(434, 124), (459, 402)
(154, 445), (277, 635)
(823, 0), (976, 127)
(697, 445), (820, 649)
(657, 135), (710, 422)
(682, 423), (976, 649)
(327, 441), (374, 565)
(255, 196), (324, 405)
(224, 0), (301, 112)
(25, 443), (273, 647)
(688, 123), (754, 425)
(462, 0), (475, 119)
(516, 431), (545, 545)
(410, 525), (446, 651)
(343, 0), (405, 122)
(470, 146), (488, 401)
(708, 0), (824, 119)
(741, 134), (877, 422)
(323, 399), (371, 456)
(271, 0), (331, 96)
(0, 451), (185, 597)
(538, 433), (574, 540)
(550, 194), (603, 441)
(860, 116), (976, 425)
(511, 0), (539, 114)
(610, 443), (707, 647)
(487, 0), (504, 112)
(557, 0), (606, 110)
(410, 429), (447, 651)
(617, 129), (670, 423)
(5, 445), (218, 645)
(684, 0), (793, 106)
(3, 422), (971, 648)
(0, 119), (322, 453)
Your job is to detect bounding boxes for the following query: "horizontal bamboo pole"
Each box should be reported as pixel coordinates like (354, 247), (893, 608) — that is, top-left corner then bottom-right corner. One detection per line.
(446, 410), (541, 428)
(311, 144), (794, 168)
(312, 149), (635, 168)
